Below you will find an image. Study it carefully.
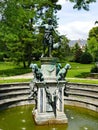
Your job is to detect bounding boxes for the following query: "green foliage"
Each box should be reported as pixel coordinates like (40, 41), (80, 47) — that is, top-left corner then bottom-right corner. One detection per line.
(71, 0), (96, 11)
(52, 35), (70, 59)
(0, 0), (97, 67)
(74, 48), (83, 62)
(91, 65), (98, 73)
(80, 52), (93, 64)
(0, 26), (8, 61)
(87, 26), (98, 61)
(71, 43), (83, 63)
(0, 0), (36, 67)
(0, 0), (62, 67)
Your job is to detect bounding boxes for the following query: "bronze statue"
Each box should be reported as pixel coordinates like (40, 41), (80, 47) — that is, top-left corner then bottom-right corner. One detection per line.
(45, 87), (62, 117)
(57, 63), (71, 81)
(30, 63), (44, 81)
(41, 18), (62, 57)
(41, 18), (54, 57)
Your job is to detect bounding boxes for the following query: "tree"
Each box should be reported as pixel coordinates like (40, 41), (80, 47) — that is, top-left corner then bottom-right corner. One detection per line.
(0, 31), (8, 61)
(0, 0), (97, 67)
(87, 26), (98, 61)
(71, 0), (96, 11)
(52, 35), (70, 60)
(0, 0), (61, 67)
(72, 43), (83, 62)
(80, 52), (93, 64)
(0, 0), (37, 67)
(0, 0), (35, 65)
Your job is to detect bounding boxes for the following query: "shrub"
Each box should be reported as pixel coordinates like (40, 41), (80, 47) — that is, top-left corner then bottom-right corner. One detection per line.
(0, 53), (4, 61)
(80, 52), (93, 64)
(91, 66), (98, 73)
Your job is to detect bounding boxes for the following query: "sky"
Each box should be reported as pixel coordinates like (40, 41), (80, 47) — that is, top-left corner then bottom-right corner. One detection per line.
(57, 0), (98, 40)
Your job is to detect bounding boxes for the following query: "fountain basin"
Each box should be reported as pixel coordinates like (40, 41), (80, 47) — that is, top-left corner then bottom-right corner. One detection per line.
(0, 105), (98, 130)
(0, 82), (97, 112)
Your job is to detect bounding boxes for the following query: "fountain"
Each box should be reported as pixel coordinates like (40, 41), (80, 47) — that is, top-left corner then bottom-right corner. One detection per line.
(29, 18), (71, 125)
(0, 4), (98, 130)
(0, 25), (98, 129)
(0, 105), (98, 130)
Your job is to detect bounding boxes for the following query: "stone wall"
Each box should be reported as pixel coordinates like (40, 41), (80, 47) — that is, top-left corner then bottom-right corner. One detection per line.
(0, 82), (34, 110)
(0, 82), (98, 112)
(65, 83), (98, 112)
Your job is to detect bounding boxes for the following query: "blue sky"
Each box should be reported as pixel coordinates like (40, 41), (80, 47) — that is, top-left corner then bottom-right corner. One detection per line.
(57, 0), (98, 40)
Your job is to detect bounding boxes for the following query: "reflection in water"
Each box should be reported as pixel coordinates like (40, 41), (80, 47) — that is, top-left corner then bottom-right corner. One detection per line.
(34, 124), (68, 130)
(0, 105), (98, 130)
(35, 124), (68, 130)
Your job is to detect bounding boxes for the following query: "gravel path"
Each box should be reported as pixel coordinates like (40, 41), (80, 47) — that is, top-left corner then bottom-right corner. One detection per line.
(0, 73), (33, 80)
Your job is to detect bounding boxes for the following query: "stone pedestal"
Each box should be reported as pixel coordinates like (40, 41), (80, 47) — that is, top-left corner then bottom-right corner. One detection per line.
(40, 57), (57, 81)
(32, 57), (68, 125)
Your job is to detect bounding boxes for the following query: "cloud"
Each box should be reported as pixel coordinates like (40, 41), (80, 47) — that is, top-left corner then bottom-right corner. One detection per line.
(57, 21), (95, 40)
(57, 0), (67, 5)
(57, 0), (98, 40)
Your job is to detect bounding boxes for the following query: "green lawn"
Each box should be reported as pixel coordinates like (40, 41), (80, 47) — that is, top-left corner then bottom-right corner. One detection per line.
(0, 78), (31, 84)
(65, 62), (93, 78)
(66, 78), (98, 84)
(0, 62), (31, 77)
(0, 61), (97, 84)
(0, 61), (93, 78)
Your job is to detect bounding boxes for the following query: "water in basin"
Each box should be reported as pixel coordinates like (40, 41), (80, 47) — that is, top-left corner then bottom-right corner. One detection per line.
(0, 105), (98, 130)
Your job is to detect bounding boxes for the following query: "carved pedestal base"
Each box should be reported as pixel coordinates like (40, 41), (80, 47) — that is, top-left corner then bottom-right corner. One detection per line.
(33, 109), (68, 125)
(30, 57), (69, 125)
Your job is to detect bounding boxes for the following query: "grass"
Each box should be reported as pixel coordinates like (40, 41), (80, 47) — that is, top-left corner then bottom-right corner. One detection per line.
(0, 61), (93, 78)
(0, 78), (31, 84)
(0, 61), (97, 84)
(0, 62), (31, 77)
(65, 62), (93, 78)
(0, 78), (98, 85)
(66, 78), (98, 84)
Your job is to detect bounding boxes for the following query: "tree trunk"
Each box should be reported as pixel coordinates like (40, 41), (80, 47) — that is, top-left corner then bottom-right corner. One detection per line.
(23, 61), (26, 68)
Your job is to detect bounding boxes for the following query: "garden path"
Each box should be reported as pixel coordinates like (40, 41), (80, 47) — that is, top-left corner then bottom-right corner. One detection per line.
(0, 72), (33, 80)
(0, 72), (98, 81)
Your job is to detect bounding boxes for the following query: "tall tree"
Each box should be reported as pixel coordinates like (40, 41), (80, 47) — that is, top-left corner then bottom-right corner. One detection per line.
(53, 35), (70, 60)
(87, 26), (98, 61)
(72, 42), (83, 62)
(0, 0), (62, 67)
(0, 0), (36, 67)
(0, 0), (97, 67)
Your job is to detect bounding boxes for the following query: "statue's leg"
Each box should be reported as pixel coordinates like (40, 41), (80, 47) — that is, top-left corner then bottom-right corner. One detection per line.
(49, 45), (52, 57)
(47, 45), (49, 57)
(49, 35), (53, 57)
(42, 40), (46, 57)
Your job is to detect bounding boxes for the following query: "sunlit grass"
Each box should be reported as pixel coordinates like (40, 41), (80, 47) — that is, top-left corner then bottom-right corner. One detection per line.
(0, 78), (31, 84)
(66, 62), (93, 78)
(67, 78), (98, 85)
(0, 62), (31, 77)
(0, 61), (97, 84)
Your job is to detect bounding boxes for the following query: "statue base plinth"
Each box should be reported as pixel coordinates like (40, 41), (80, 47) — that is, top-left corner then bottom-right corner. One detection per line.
(40, 57), (57, 81)
(30, 57), (69, 125)
(33, 109), (68, 125)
